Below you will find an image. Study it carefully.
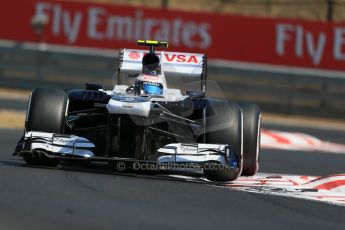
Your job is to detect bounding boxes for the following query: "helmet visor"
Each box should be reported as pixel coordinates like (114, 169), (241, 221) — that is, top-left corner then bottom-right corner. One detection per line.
(142, 82), (163, 95)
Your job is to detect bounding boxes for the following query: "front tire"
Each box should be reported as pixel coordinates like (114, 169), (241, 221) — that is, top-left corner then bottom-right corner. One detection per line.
(203, 99), (243, 181)
(24, 88), (68, 166)
(240, 103), (261, 176)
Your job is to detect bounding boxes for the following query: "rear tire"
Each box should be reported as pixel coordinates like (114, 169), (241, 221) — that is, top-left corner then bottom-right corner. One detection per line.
(24, 88), (68, 166)
(203, 99), (243, 181)
(239, 103), (261, 176)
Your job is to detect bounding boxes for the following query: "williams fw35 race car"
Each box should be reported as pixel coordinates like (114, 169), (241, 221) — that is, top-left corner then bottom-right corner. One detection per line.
(14, 40), (261, 181)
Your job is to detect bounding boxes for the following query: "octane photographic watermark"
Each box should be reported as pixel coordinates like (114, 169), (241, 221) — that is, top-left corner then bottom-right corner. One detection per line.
(116, 162), (126, 171)
(115, 161), (228, 171)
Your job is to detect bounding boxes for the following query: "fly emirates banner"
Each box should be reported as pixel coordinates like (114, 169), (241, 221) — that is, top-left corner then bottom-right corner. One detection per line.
(1, 0), (345, 71)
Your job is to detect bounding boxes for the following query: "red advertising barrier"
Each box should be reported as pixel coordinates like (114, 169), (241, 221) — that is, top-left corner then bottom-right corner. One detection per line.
(1, 0), (345, 71)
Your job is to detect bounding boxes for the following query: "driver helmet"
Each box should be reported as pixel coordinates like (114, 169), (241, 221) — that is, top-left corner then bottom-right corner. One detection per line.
(135, 53), (164, 96)
(135, 74), (164, 96)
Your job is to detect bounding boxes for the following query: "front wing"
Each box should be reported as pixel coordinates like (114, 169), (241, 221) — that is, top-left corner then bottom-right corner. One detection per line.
(14, 131), (239, 171)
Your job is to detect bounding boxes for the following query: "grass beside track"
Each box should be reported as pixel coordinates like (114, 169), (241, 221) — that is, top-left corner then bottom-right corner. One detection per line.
(0, 87), (30, 101)
(0, 110), (25, 129)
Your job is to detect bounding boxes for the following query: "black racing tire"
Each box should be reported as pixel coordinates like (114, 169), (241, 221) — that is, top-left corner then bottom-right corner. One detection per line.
(203, 99), (243, 181)
(239, 103), (261, 176)
(24, 88), (68, 166)
(26, 88), (68, 133)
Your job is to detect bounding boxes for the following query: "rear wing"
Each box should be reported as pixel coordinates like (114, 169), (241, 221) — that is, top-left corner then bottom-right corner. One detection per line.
(118, 49), (207, 91)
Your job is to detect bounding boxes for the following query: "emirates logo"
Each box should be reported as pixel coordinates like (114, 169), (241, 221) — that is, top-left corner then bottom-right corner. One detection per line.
(129, 51), (141, 60)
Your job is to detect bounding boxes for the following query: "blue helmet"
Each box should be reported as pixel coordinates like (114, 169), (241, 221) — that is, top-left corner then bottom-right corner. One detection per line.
(135, 53), (164, 96)
(142, 81), (163, 95)
(135, 78), (164, 96)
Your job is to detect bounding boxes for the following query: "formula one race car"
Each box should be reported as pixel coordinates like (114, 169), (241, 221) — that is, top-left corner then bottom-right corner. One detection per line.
(14, 40), (261, 181)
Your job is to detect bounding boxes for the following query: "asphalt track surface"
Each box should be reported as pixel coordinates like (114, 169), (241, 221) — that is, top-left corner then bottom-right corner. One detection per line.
(0, 126), (345, 230)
